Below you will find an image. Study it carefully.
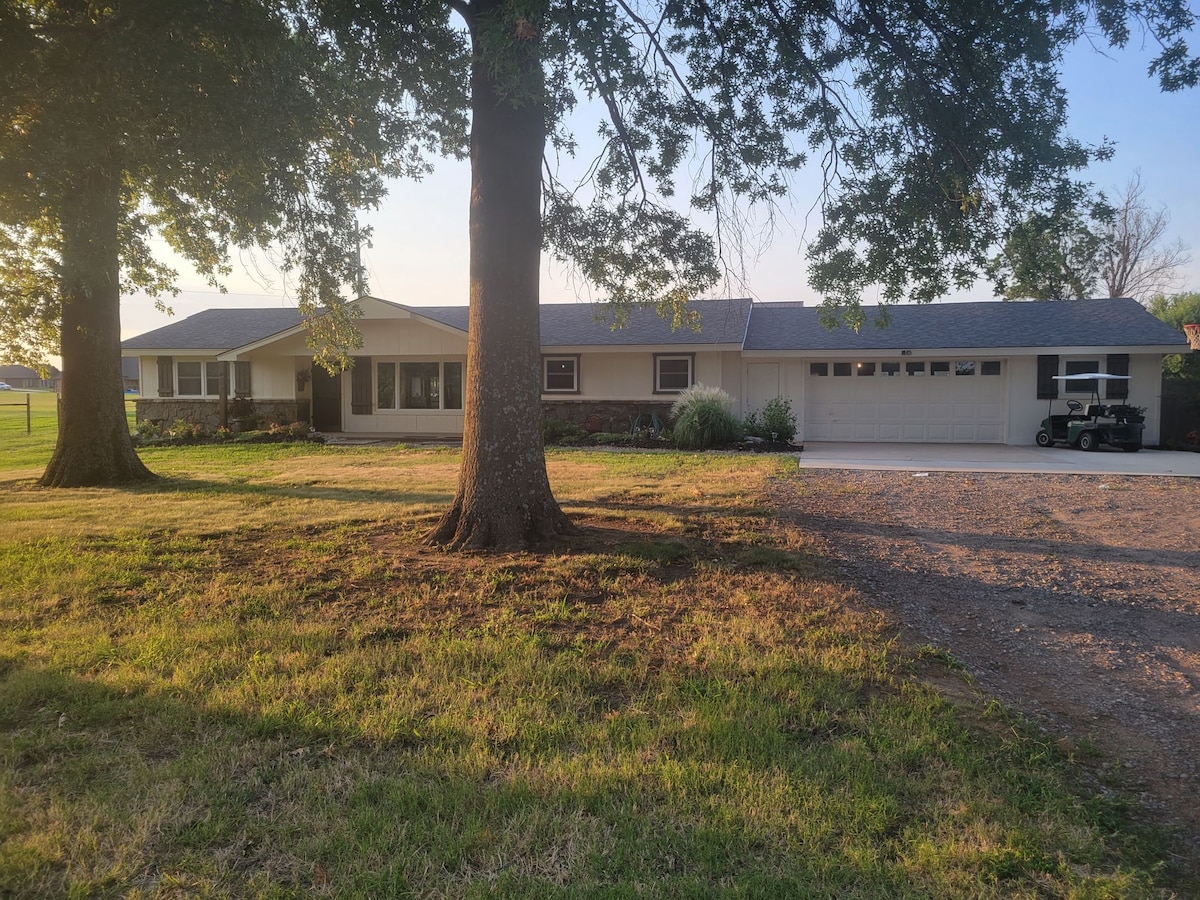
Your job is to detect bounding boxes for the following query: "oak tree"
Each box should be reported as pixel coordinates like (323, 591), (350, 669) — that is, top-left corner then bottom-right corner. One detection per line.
(0, 0), (465, 486)
(423, 0), (1197, 547)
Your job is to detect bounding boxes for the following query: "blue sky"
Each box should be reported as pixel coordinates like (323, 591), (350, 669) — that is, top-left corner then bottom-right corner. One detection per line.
(120, 35), (1200, 340)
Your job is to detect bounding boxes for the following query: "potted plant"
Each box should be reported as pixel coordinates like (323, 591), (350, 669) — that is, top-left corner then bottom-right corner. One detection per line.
(229, 396), (257, 433)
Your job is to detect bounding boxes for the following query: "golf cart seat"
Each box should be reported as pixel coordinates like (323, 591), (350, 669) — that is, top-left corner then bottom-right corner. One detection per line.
(1085, 404), (1107, 419)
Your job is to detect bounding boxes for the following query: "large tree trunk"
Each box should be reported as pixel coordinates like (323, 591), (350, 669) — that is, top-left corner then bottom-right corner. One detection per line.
(40, 165), (156, 487)
(427, 5), (574, 550)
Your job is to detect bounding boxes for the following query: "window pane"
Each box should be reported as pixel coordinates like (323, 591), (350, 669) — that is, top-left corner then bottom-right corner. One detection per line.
(833, 362), (852, 376)
(400, 362), (440, 409)
(177, 361), (202, 396)
(906, 361), (925, 376)
(205, 362), (223, 396)
(881, 362), (900, 376)
(857, 362), (876, 376)
(657, 357), (691, 391)
(443, 362), (463, 410)
(809, 362), (828, 376)
(955, 360), (975, 376)
(981, 360), (1002, 377)
(931, 361), (950, 376)
(544, 358), (577, 391)
(377, 362), (396, 409)
(1063, 360), (1095, 392)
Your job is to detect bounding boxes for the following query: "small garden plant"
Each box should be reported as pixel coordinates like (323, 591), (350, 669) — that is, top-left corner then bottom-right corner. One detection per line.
(743, 396), (798, 444)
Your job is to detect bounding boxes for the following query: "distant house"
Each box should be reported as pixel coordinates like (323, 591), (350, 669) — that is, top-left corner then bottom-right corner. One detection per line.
(121, 295), (1186, 446)
(0, 364), (61, 391)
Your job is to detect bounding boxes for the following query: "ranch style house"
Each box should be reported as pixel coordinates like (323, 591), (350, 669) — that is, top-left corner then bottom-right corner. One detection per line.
(121, 295), (1187, 446)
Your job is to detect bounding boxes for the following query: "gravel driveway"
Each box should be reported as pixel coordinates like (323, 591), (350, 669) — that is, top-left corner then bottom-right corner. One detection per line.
(773, 470), (1200, 868)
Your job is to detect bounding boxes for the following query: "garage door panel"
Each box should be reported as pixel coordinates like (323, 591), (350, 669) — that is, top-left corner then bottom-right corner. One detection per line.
(806, 359), (1006, 443)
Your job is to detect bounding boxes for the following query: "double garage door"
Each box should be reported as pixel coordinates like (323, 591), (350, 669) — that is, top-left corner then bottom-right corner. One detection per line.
(802, 359), (1006, 443)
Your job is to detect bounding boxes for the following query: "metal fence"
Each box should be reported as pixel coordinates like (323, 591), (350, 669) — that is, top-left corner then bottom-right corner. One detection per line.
(0, 392), (32, 434)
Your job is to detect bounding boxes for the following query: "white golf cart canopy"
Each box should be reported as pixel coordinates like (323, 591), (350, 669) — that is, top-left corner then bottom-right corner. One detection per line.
(1051, 373), (1131, 381)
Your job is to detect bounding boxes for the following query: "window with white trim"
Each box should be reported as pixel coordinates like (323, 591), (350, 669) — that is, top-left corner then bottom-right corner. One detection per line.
(542, 356), (579, 393)
(654, 354), (693, 393)
(176, 361), (203, 396)
(1063, 359), (1098, 393)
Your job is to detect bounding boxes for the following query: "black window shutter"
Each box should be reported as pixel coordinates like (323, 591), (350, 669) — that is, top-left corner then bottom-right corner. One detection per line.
(1036, 355), (1058, 400)
(157, 356), (174, 397)
(351, 357), (373, 414)
(234, 361), (251, 396)
(1106, 354), (1129, 399)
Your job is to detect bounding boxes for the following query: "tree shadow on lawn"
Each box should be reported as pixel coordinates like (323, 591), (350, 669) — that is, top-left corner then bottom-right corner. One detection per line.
(793, 510), (1200, 572)
(127, 476), (454, 509)
(0, 654), (1180, 898)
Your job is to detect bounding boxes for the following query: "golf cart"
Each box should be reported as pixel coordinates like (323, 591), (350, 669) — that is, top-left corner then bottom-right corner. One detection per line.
(1035, 373), (1144, 452)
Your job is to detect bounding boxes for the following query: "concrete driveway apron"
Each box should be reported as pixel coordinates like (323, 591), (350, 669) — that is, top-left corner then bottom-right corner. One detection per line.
(796, 442), (1200, 476)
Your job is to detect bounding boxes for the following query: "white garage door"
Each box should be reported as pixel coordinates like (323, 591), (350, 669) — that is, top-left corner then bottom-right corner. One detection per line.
(805, 359), (1006, 442)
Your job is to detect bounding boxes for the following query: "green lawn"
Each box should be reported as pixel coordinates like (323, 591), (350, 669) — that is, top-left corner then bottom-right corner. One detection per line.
(0, 419), (1187, 897)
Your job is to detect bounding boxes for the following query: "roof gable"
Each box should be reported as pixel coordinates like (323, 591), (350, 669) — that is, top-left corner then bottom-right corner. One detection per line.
(121, 308), (305, 351)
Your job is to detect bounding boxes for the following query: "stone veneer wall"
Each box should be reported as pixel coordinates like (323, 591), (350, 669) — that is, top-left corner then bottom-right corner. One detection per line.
(542, 400), (675, 434)
(135, 399), (309, 430)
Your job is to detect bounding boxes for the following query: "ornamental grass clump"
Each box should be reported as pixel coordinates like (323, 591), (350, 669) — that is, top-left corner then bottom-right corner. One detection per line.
(671, 384), (740, 450)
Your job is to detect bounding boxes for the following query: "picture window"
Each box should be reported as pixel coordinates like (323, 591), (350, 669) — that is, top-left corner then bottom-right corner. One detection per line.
(377, 362), (396, 409)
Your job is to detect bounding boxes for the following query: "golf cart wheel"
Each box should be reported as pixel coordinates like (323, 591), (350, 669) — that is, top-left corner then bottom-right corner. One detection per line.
(1077, 431), (1096, 451)
(1035, 430), (1052, 448)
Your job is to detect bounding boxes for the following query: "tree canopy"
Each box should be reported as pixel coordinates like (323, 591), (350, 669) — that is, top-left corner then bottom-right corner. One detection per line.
(987, 174), (1191, 303)
(0, 0), (466, 484)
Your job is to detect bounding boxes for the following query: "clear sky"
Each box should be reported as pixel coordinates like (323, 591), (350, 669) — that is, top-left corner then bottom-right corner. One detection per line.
(119, 35), (1200, 341)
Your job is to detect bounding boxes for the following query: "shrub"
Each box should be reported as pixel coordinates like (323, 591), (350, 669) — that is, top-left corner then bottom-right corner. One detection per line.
(542, 418), (588, 446)
(167, 419), (206, 442)
(132, 420), (160, 441)
(671, 384), (740, 450)
(744, 396), (797, 443)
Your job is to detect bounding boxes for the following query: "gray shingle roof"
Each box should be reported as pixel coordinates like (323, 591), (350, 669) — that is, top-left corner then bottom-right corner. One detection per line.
(743, 297), (1186, 351)
(0, 364), (62, 378)
(121, 296), (1185, 354)
(121, 308), (305, 350)
(538, 298), (752, 346)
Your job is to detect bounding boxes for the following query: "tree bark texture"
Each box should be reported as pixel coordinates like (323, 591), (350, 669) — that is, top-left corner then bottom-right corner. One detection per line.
(427, 7), (575, 549)
(39, 165), (156, 487)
